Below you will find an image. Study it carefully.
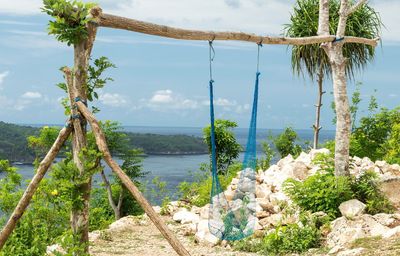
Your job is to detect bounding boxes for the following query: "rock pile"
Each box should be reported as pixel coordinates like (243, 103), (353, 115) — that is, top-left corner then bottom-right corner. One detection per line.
(167, 148), (400, 248)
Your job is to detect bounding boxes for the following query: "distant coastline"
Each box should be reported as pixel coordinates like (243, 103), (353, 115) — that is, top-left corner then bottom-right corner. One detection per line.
(0, 121), (208, 163)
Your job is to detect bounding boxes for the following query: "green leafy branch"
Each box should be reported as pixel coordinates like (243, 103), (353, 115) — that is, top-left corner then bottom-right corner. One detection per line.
(42, 0), (96, 46)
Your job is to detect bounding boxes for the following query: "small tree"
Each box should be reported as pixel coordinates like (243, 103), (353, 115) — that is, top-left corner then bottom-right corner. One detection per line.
(203, 119), (241, 174)
(273, 127), (302, 158)
(284, 0), (382, 159)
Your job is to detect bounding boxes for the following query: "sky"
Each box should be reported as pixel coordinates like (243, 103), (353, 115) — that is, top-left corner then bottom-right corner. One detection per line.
(0, 0), (399, 129)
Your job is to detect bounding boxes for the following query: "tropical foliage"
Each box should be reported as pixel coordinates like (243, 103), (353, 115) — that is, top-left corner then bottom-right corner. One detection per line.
(284, 0), (382, 79)
(203, 119), (242, 174)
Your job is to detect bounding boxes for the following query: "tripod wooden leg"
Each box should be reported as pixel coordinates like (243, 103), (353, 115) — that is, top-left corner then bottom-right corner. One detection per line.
(0, 125), (72, 249)
(76, 101), (191, 256)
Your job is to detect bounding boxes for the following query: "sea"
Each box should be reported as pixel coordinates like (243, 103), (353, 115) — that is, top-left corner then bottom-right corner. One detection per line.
(0, 126), (335, 204)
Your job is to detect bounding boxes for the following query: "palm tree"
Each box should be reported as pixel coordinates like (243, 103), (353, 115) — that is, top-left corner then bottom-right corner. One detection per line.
(284, 0), (381, 149)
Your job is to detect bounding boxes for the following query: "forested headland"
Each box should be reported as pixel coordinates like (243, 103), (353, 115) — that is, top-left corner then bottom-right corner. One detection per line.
(0, 121), (207, 163)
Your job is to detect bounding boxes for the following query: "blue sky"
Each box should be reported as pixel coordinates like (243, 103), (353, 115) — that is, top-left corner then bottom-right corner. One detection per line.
(0, 0), (399, 129)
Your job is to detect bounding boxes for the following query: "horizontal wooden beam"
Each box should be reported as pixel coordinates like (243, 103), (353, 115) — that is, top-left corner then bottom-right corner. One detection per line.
(90, 7), (378, 47)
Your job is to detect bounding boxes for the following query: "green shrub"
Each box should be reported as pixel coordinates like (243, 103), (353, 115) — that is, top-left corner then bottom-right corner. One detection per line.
(351, 171), (394, 214)
(257, 141), (275, 170)
(178, 162), (240, 207)
(273, 127), (302, 158)
(384, 123), (400, 164)
(284, 172), (353, 219)
(203, 119), (242, 174)
(284, 154), (394, 219)
(261, 216), (320, 255)
(350, 107), (400, 161)
(233, 237), (263, 253)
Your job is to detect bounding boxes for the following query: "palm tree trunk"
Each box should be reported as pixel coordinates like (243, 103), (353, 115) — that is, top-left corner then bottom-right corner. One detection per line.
(313, 64), (325, 149)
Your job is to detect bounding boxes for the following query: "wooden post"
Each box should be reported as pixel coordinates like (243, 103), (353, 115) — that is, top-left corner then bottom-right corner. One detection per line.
(75, 101), (191, 256)
(312, 64), (326, 149)
(68, 14), (98, 251)
(0, 125), (72, 249)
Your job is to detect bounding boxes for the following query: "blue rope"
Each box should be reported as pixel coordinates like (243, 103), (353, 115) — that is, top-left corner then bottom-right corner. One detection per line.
(242, 71), (260, 170)
(74, 96), (88, 106)
(333, 37), (345, 43)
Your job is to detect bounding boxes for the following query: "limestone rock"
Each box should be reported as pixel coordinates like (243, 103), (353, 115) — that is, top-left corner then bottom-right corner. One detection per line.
(269, 192), (289, 206)
(277, 154), (294, 169)
(152, 206), (162, 214)
(224, 189), (235, 201)
(173, 209), (200, 224)
(255, 183), (271, 199)
(382, 225), (400, 239)
(89, 230), (101, 242)
(179, 223), (197, 236)
(108, 216), (137, 233)
(339, 199), (366, 219)
(379, 176), (400, 206)
(195, 219), (219, 246)
(46, 244), (65, 256)
(199, 204), (210, 219)
(296, 151), (312, 167)
(309, 148), (330, 160)
(257, 198), (274, 213)
(238, 177), (255, 193)
(291, 160), (310, 180)
(372, 213), (398, 227)
(327, 215), (390, 247)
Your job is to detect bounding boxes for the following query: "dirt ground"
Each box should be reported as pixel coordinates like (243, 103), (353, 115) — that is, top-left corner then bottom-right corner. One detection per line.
(89, 215), (400, 256)
(89, 216), (257, 256)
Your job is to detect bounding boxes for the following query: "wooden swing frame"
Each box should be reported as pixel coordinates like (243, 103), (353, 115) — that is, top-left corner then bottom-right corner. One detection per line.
(0, 1), (378, 255)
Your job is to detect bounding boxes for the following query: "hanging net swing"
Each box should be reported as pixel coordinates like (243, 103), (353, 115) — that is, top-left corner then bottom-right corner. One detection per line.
(208, 41), (262, 241)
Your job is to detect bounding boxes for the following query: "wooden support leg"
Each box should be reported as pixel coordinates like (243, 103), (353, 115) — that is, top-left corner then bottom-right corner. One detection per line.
(0, 125), (72, 249)
(76, 101), (191, 256)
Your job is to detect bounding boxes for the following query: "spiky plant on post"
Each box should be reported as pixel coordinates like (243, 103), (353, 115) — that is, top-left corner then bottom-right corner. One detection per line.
(284, 0), (381, 150)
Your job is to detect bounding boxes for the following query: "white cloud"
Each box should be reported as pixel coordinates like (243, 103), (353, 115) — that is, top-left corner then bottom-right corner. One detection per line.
(21, 91), (42, 99)
(389, 93), (398, 98)
(150, 90), (174, 103)
(99, 93), (128, 107)
(0, 0), (42, 15)
(0, 71), (9, 90)
(215, 97), (237, 107)
(235, 103), (250, 113)
(145, 89), (199, 110)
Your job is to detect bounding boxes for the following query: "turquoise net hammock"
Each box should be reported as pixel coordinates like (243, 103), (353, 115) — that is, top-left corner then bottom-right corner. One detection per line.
(208, 41), (262, 241)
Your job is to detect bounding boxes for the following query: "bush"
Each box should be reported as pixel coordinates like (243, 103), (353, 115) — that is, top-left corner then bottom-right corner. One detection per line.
(203, 119), (242, 175)
(351, 170), (394, 214)
(178, 162), (240, 207)
(273, 127), (302, 158)
(233, 237), (263, 253)
(261, 222), (320, 255)
(234, 212), (322, 255)
(257, 141), (275, 170)
(284, 154), (394, 219)
(384, 123), (400, 164)
(283, 171), (353, 219)
(350, 107), (400, 161)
